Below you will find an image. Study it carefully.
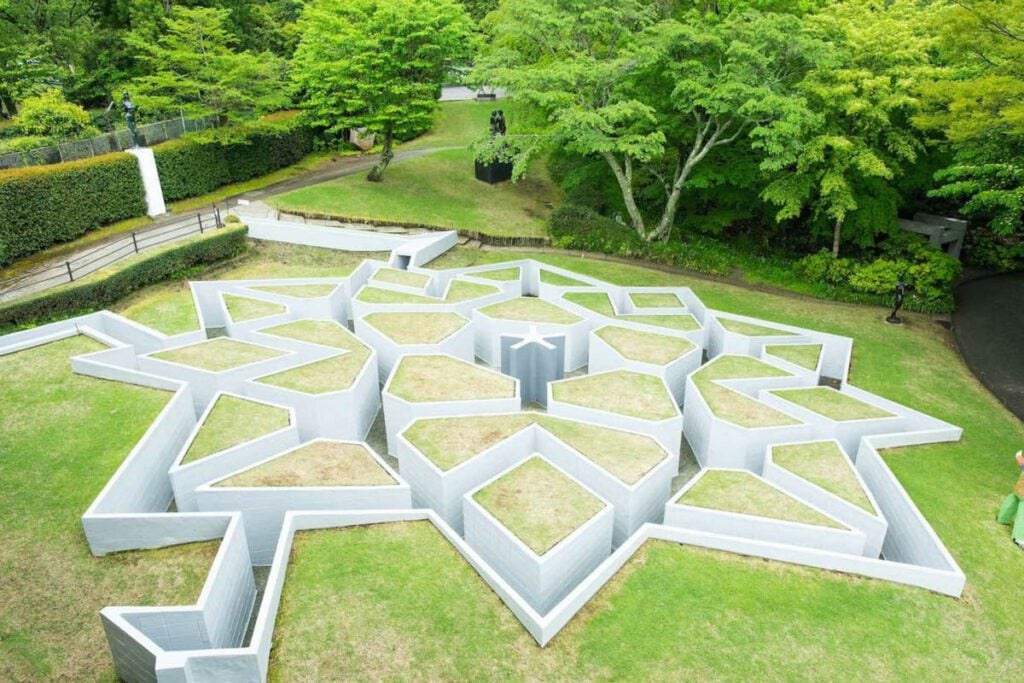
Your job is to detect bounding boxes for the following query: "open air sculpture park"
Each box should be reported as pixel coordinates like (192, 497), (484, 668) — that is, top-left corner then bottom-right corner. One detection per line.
(2, 1), (1023, 681)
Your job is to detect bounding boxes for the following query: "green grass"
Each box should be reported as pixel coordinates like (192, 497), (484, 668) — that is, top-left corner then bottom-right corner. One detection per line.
(563, 291), (699, 331)
(182, 395), (290, 464)
(271, 148), (558, 238)
(151, 337), (285, 372)
(680, 470), (844, 529)
(388, 355), (516, 403)
(564, 291), (616, 315)
(0, 336), (221, 680)
(595, 325), (695, 365)
(401, 100), (519, 151)
(552, 370), (678, 420)
(772, 441), (875, 513)
(444, 280), (499, 301)
(630, 292), (682, 308)
(261, 319), (363, 350)
(355, 286), (437, 304)
(223, 293), (286, 322)
(114, 280), (199, 335)
(257, 352), (370, 395)
(765, 343), (822, 370)
(371, 267), (430, 288)
(362, 312), (467, 344)
(772, 387), (895, 421)
(540, 269), (591, 286)
(473, 457), (604, 555)
(474, 266), (521, 281)
(479, 297), (582, 324)
(718, 317), (797, 337)
(250, 284), (339, 298)
(216, 441), (395, 488)
(691, 355), (801, 428)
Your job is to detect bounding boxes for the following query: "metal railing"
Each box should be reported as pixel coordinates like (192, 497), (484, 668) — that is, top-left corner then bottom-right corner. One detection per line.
(0, 115), (221, 170)
(0, 208), (225, 303)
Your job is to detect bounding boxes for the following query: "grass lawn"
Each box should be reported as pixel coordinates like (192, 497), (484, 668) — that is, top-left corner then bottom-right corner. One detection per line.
(594, 325), (695, 365)
(445, 279), (500, 302)
(249, 283), (339, 298)
(0, 336), (221, 680)
(114, 279), (199, 335)
(551, 370), (678, 420)
(692, 355), (800, 428)
(402, 413), (667, 484)
(223, 293), (286, 322)
(765, 343), (823, 371)
(679, 470), (844, 529)
(473, 266), (521, 281)
(216, 441), (394, 487)
(772, 387), (895, 421)
(718, 317), (797, 336)
(257, 352), (369, 394)
(630, 292), (682, 308)
(564, 291), (616, 315)
(371, 267), (430, 288)
(271, 148), (558, 238)
(152, 337), (285, 372)
(388, 355), (515, 403)
(401, 100), (515, 151)
(563, 291), (699, 331)
(261, 319), (362, 350)
(362, 311), (467, 344)
(479, 296), (582, 324)
(474, 457), (604, 555)
(183, 394), (290, 464)
(540, 269), (591, 286)
(355, 280), (498, 305)
(772, 441), (875, 513)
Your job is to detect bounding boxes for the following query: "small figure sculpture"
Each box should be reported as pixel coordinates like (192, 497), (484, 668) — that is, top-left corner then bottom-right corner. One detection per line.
(997, 450), (1024, 550)
(885, 274), (908, 324)
(122, 92), (140, 148)
(489, 109), (507, 137)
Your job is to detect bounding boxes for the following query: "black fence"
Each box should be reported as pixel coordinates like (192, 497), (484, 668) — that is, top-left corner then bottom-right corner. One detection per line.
(0, 115), (221, 170)
(0, 209), (224, 302)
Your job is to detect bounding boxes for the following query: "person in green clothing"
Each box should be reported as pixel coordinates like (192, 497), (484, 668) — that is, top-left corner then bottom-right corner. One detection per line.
(997, 450), (1024, 549)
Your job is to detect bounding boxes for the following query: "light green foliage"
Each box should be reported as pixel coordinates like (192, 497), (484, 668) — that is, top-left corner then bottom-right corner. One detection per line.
(11, 89), (97, 138)
(292, 0), (473, 180)
(127, 7), (289, 120)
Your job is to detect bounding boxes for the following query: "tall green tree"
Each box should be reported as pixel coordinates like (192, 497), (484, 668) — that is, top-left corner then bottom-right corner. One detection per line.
(126, 6), (289, 120)
(761, 0), (932, 257)
(292, 0), (473, 181)
(474, 2), (823, 241)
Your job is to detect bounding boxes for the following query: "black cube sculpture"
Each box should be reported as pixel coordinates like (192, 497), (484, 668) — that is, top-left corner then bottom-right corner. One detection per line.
(475, 159), (513, 184)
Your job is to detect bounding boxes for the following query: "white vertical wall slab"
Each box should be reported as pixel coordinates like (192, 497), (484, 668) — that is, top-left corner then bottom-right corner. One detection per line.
(127, 147), (167, 217)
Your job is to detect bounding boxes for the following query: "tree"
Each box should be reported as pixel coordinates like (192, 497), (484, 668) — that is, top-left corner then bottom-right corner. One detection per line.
(473, 2), (822, 241)
(761, 0), (932, 257)
(126, 6), (289, 120)
(12, 88), (98, 138)
(292, 0), (473, 182)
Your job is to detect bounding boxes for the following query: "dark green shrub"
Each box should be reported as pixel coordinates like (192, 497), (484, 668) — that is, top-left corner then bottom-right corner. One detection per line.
(0, 226), (248, 332)
(154, 118), (314, 201)
(0, 153), (146, 265)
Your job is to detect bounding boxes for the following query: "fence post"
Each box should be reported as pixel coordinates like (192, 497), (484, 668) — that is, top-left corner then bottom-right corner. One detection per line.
(214, 205), (222, 228)
(65, 261), (74, 282)
(131, 232), (139, 253)
(198, 213), (205, 234)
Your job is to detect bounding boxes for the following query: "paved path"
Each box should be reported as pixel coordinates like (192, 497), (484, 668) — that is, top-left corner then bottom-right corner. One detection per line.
(953, 272), (1024, 421)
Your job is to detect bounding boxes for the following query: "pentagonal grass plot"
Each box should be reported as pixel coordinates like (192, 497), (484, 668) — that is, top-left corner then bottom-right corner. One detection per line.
(765, 343), (823, 371)
(464, 456), (613, 613)
(593, 325), (695, 366)
(357, 311), (474, 382)
(222, 293), (288, 323)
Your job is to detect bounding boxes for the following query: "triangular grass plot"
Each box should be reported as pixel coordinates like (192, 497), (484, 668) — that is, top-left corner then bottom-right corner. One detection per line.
(371, 267), (431, 288)
(250, 284), (339, 298)
(765, 343), (822, 371)
(474, 457), (604, 555)
(539, 269), (591, 286)
(215, 441), (395, 487)
(443, 280), (500, 302)
(717, 318), (797, 337)
(151, 338), (285, 372)
(362, 312), (468, 345)
(679, 470), (844, 529)
(691, 355), (799, 428)
(771, 442), (875, 513)
(261, 319), (366, 350)
(629, 292), (682, 308)
(771, 387), (894, 421)
(223, 293), (287, 322)
(388, 355), (516, 402)
(182, 395), (290, 465)
(595, 325), (695, 365)
(257, 352), (370, 394)
(473, 266), (521, 281)
(551, 370), (677, 420)
(479, 297), (582, 325)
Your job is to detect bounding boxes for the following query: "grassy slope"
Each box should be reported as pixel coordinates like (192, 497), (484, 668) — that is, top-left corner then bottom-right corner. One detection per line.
(0, 336), (220, 680)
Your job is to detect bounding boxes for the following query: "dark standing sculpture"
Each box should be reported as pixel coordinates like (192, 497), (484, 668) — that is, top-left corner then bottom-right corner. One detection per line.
(122, 92), (141, 148)
(476, 109), (513, 184)
(886, 274), (908, 324)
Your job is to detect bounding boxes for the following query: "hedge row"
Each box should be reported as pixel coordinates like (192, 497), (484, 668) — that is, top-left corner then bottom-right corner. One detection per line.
(154, 118), (314, 201)
(0, 153), (146, 265)
(0, 225), (248, 332)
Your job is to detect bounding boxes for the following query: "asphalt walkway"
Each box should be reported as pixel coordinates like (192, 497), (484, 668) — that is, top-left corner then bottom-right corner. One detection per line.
(953, 272), (1024, 421)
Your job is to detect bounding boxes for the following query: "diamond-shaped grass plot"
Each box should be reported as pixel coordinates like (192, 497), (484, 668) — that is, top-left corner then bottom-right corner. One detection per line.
(222, 293), (287, 323)
(465, 456), (613, 613)
(181, 394), (292, 465)
(362, 311), (469, 345)
(593, 325), (695, 366)
(387, 355), (516, 403)
(769, 441), (875, 514)
(256, 352), (371, 395)
(214, 440), (397, 487)
(150, 337), (286, 372)
(765, 343), (822, 371)
(260, 319), (362, 350)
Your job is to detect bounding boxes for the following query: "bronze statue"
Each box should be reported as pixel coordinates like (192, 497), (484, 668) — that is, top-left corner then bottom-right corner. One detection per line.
(489, 109), (507, 137)
(122, 92), (140, 147)
(886, 274), (908, 324)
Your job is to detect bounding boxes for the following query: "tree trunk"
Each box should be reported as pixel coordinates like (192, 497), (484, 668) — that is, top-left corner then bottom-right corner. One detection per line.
(0, 89), (17, 118)
(599, 152), (646, 235)
(832, 216), (844, 258)
(367, 129), (394, 182)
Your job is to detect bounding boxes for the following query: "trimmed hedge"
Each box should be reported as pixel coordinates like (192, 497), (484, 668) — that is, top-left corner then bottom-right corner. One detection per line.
(154, 118), (314, 201)
(0, 225), (248, 332)
(0, 153), (146, 265)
